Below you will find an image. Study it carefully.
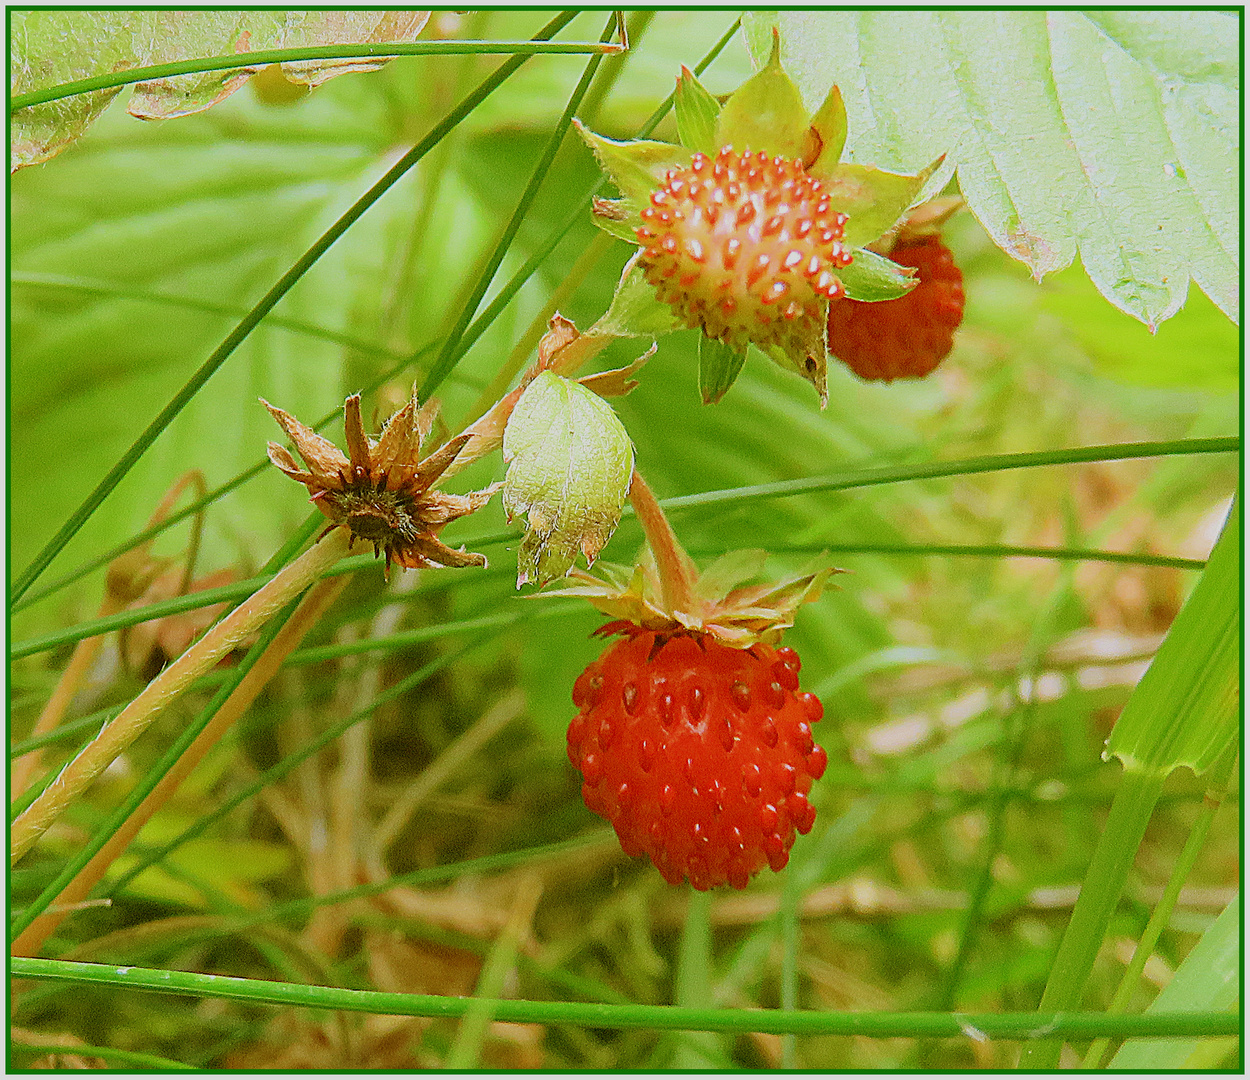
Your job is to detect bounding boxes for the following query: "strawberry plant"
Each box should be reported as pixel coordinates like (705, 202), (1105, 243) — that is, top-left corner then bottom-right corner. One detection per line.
(10, 10), (1239, 1070)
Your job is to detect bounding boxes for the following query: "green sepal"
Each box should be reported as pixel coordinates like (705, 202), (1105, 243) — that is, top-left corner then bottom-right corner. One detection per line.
(674, 65), (721, 155)
(590, 196), (643, 243)
(698, 335), (747, 405)
(713, 28), (812, 161)
(839, 248), (919, 302)
(590, 253), (684, 339)
(757, 334), (830, 410)
(807, 82), (848, 173)
(575, 119), (691, 207)
(502, 371), (635, 588)
(819, 156), (945, 248)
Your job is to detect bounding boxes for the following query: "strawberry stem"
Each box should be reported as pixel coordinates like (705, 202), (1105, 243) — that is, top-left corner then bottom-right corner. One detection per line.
(628, 469), (699, 615)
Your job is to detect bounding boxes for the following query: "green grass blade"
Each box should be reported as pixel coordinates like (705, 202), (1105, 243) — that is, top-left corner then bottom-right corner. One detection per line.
(9, 1040), (194, 1070)
(1084, 749), (1238, 1067)
(9, 958), (1241, 1040)
(674, 890), (724, 1067)
(418, 13), (616, 399)
(10, 10), (579, 604)
(1105, 498), (1239, 776)
(661, 438), (1238, 513)
(1110, 894), (1241, 1069)
(1017, 768), (1165, 1068)
(11, 39), (624, 111)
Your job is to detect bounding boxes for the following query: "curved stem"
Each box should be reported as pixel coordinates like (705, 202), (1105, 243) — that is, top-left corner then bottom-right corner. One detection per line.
(10, 574), (351, 957)
(627, 470), (698, 615)
(10, 528), (355, 865)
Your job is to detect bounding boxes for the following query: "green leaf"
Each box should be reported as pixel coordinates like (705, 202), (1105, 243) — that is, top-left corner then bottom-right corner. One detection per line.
(838, 248), (918, 302)
(714, 27), (812, 161)
(674, 65), (721, 155)
(747, 10), (1239, 326)
(502, 371), (635, 587)
(1104, 498), (1238, 777)
(590, 254), (684, 339)
(820, 159), (943, 249)
(11, 10), (430, 169)
(698, 336), (747, 405)
(1110, 895), (1240, 1070)
(1042, 265), (1238, 390)
(575, 121), (691, 206)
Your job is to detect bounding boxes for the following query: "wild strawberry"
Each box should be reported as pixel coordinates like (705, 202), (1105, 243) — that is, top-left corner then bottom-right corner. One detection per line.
(825, 234), (965, 382)
(637, 146), (853, 367)
(567, 623), (827, 891)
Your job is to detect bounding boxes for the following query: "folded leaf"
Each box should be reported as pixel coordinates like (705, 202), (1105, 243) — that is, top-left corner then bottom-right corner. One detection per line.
(502, 372), (635, 587)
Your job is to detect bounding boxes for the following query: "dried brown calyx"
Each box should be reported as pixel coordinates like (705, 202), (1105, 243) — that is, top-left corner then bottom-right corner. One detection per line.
(263, 390), (500, 575)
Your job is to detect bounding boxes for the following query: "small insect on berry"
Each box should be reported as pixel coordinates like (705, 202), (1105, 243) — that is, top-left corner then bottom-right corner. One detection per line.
(568, 624), (828, 890)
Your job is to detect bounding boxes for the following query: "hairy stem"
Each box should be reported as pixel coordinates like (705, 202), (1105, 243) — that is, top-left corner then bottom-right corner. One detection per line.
(627, 471), (699, 615)
(10, 528), (356, 865)
(11, 573), (350, 957)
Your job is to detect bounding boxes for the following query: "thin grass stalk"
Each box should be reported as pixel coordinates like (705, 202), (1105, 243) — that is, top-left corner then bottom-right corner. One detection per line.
(10, 957), (1241, 1040)
(1015, 767), (1166, 1068)
(446, 873), (544, 1068)
(18, 534), (1200, 663)
(779, 861), (801, 1068)
(418, 12), (618, 400)
(10, 529), (356, 865)
(105, 631), (506, 895)
(10, 10), (579, 604)
(11, 574), (351, 957)
(373, 690), (526, 853)
(414, 15), (743, 401)
(674, 889), (721, 1067)
(11, 38), (625, 110)
(659, 437), (1238, 513)
(1081, 748), (1239, 1068)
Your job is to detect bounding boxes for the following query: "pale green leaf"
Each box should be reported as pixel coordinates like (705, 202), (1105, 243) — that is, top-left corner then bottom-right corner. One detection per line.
(1104, 499), (1238, 776)
(502, 372), (635, 587)
(11, 10), (430, 169)
(745, 10), (1239, 326)
(1110, 895), (1240, 1069)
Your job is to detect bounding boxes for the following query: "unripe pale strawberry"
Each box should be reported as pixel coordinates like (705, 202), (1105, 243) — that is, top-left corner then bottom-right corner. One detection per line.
(636, 146), (853, 363)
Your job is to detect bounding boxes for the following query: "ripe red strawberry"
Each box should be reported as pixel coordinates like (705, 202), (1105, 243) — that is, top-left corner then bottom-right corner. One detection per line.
(567, 623), (827, 891)
(825, 235), (965, 382)
(636, 146), (853, 363)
